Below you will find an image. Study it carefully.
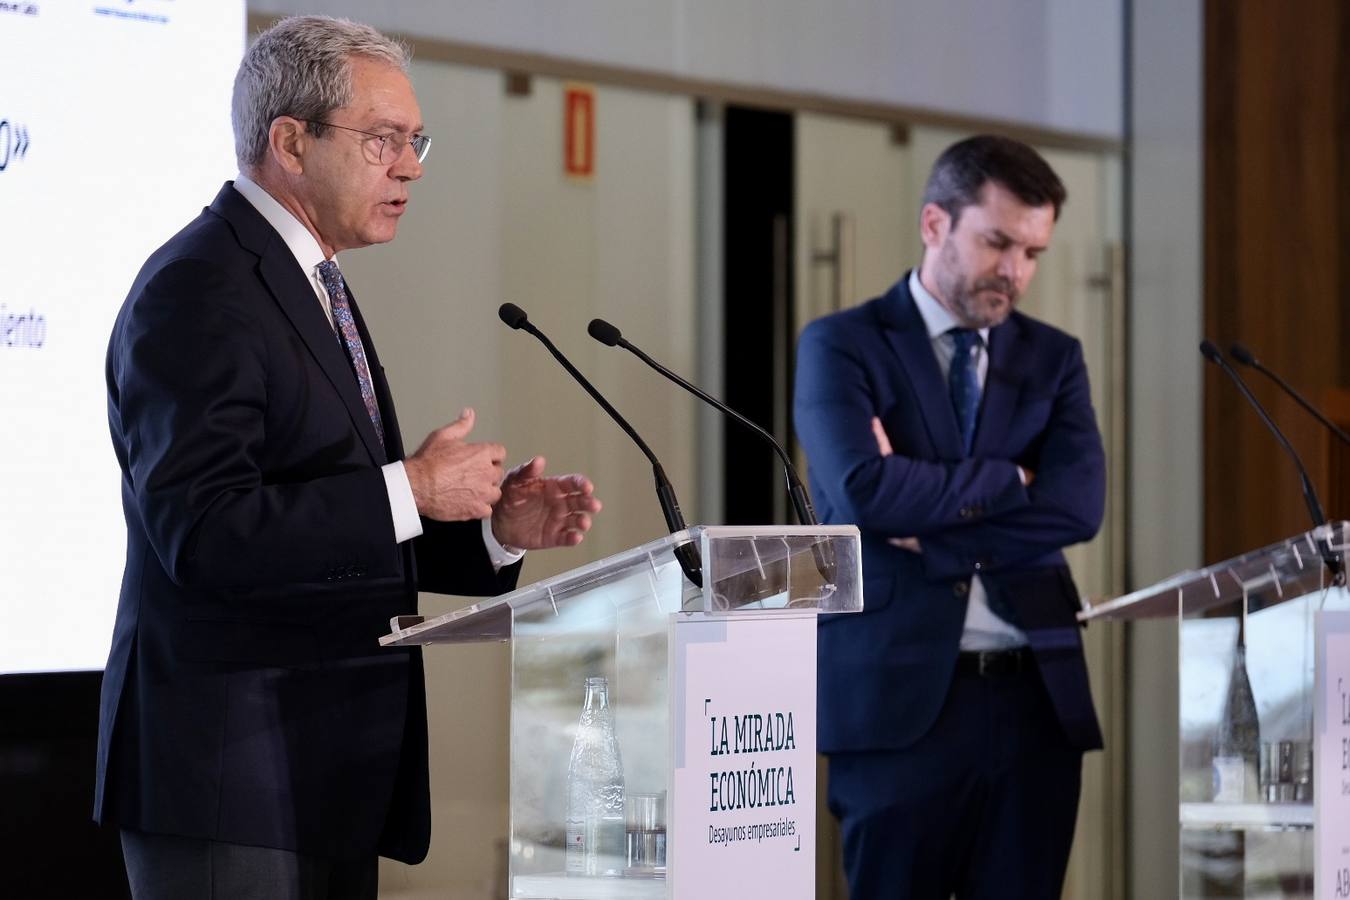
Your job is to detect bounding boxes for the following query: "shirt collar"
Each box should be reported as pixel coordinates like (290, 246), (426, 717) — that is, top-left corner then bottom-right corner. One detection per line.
(908, 270), (989, 344)
(232, 172), (334, 279)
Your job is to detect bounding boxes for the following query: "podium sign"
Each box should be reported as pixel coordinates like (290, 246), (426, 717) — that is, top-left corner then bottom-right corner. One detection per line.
(670, 614), (816, 899)
(1315, 611), (1350, 900)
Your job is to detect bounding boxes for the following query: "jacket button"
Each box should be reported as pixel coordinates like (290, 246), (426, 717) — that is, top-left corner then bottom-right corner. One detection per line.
(953, 581), (969, 597)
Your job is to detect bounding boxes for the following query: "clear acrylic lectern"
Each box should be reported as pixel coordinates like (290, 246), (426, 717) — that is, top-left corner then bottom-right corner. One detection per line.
(1082, 522), (1350, 898)
(382, 525), (862, 900)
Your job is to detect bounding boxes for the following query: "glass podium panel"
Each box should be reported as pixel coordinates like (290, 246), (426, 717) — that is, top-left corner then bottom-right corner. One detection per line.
(1179, 581), (1348, 898)
(508, 549), (680, 896)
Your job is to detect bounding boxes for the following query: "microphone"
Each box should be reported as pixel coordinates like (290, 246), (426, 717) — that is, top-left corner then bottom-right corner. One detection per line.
(588, 316), (838, 586)
(1200, 339), (1341, 579)
(498, 303), (702, 587)
(588, 317), (818, 526)
(1228, 342), (1350, 446)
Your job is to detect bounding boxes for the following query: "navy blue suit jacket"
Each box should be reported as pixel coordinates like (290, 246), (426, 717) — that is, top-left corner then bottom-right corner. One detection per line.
(96, 183), (520, 863)
(794, 275), (1104, 755)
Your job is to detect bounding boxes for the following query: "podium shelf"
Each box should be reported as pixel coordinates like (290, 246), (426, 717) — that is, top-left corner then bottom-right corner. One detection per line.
(1179, 802), (1314, 831)
(512, 873), (665, 899)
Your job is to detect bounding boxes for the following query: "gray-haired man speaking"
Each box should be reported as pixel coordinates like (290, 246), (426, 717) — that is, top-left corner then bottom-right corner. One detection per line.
(96, 16), (601, 898)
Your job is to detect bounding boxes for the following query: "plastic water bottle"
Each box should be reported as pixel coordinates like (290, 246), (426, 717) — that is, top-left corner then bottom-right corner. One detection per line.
(565, 676), (626, 876)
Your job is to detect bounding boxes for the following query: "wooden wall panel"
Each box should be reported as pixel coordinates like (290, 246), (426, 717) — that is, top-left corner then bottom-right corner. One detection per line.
(1203, 0), (1350, 561)
(1324, 390), (1350, 524)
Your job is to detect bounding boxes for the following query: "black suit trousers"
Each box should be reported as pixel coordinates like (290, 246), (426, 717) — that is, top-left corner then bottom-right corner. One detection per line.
(826, 664), (1082, 899)
(121, 829), (378, 900)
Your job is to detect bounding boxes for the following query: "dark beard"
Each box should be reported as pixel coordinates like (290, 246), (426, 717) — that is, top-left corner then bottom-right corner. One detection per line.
(936, 241), (1016, 329)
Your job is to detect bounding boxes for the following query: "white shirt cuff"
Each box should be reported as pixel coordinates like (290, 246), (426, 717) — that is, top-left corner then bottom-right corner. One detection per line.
(1017, 465), (1029, 486)
(382, 461), (524, 571)
(382, 461), (424, 544)
(482, 518), (526, 571)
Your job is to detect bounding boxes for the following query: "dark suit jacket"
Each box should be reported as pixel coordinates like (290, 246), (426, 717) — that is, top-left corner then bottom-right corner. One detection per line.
(95, 183), (520, 863)
(793, 275), (1105, 755)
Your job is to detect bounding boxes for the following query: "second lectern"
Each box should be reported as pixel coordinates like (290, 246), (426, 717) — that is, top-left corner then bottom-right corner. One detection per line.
(1082, 522), (1350, 898)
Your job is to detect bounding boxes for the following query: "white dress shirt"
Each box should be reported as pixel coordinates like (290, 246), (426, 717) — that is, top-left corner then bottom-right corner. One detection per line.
(907, 271), (1027, 650)
(232, 175), (522, 568)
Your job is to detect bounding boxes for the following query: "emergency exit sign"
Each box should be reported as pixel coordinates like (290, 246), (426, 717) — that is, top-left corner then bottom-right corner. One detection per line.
(564, 84), (595, 180)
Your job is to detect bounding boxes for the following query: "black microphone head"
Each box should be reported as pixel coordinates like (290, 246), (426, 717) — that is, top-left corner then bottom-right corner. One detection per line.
(1229, 342), (1259, 367)
(498, 302), (529, 330)
(587, 318), (623, 347)
(1199, 339), (1223, 363)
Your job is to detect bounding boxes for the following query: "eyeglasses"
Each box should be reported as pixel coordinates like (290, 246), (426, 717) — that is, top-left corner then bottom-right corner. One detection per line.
(301, 119), (431, 164)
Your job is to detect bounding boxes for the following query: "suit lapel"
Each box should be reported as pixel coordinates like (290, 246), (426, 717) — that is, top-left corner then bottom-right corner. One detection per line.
(971, 315), (1026, 457)
(880, 277), (965, 458)
(210, 183), (388, 466)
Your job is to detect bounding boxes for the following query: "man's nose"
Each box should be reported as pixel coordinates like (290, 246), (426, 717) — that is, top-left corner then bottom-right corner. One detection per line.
(997, 251), (1024, 286)
(392, 144), (423, 182)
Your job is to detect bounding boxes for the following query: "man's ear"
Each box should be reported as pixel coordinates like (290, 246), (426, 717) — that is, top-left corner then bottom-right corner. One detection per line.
(918, 202), (950, 251)
(268, 116), (307, 176)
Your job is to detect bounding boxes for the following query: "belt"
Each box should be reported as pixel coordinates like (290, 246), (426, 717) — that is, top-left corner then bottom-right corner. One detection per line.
(955, 646), (1034, 677)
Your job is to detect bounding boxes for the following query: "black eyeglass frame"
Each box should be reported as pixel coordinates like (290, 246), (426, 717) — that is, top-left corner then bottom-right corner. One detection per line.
(300, 119), (431, 164)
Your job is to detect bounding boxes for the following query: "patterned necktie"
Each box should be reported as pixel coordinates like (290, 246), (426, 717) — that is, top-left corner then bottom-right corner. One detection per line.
(316, 260), (385, 448)
(948, 328), (982, 455)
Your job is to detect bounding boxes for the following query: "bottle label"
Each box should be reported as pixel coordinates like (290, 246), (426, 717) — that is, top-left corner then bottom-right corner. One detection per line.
(1213, 756), (1245, 803)
(565, 821), (586, 874)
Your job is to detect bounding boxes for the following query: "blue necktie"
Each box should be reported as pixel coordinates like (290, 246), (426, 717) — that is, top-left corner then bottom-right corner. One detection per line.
(948, 328), (1017, 623)
(948, 328), (981, 455)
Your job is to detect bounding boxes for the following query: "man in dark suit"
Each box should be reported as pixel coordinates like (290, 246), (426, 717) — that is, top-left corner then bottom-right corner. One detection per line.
(96, 16), (601, 899)
(793, 136), (1105, 899)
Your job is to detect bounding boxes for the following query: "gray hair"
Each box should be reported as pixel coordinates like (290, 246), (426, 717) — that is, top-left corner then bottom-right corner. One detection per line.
(232, 16), (410, 170)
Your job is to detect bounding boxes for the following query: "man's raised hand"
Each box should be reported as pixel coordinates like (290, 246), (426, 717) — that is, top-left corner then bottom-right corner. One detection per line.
(404, 408), (506, 521)
(490, 456), (602, 550)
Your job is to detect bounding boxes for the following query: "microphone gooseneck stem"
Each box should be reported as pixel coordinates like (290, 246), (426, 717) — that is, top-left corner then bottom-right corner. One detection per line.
(1201, 340), (1341, 580)
(1232, 349), (1350, 447)
(503, 310), (702, 587)
(590, 317), (836, 584)
(526, 323), (660, 468)
(612, 331), (818, 527)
